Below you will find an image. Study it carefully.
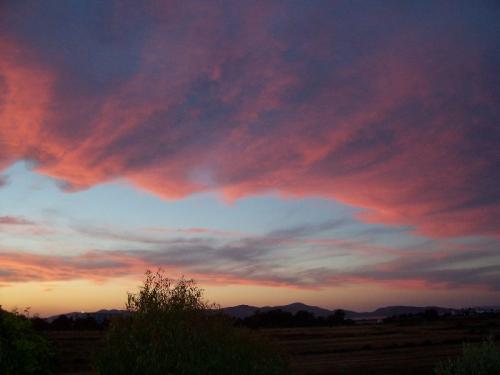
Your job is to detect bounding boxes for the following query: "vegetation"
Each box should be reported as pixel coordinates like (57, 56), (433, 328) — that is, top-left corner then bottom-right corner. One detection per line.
(435, 337), (500, 375)
(0, 307), (53, 375)
(32, 314), (106, 331)
(95, 270), (289, 375)
(383, 308), (444, 324)
(40, 313), (500, 375)
(239, 308), (353, 328)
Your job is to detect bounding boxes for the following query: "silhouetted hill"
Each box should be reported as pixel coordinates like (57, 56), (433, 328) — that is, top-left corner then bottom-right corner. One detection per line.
(220, 304), (480, 320)
(347, 306), (457, 319)
(221, 305), (260, 319)
(47, 309), (128, 323)
(46, 304), (500, 321)
(220, 303), (338, 319)
(219, 303), (458, 320)
(261, 302), (340, 317)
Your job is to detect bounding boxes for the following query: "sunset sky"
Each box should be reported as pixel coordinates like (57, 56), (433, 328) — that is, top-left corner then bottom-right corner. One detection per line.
(1, 1), (499, 316)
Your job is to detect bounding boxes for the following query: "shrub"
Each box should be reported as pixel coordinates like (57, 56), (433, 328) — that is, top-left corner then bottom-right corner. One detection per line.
(0, 307), (53, 374)
(95, 270), (289, 375)
(435, 337), (500, 375)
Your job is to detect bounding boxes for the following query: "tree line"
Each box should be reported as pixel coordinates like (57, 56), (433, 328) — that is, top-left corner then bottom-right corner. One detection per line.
(236, 308), (354, 328)
(28, 307), (355, 331)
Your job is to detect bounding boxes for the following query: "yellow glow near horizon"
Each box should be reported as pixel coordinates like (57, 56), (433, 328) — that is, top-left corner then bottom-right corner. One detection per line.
(2, 277), (498, 317)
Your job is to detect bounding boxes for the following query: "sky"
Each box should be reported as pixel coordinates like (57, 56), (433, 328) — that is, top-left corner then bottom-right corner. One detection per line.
(0, 0), (499, 316)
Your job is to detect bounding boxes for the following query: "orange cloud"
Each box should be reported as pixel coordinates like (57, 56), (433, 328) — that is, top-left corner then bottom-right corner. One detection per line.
(0, 250), (318, 289)
(1, 241), (498, 292)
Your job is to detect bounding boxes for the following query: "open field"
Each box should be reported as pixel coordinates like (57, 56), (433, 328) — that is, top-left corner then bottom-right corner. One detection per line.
(263, 317), (500, 374)
(45, 316), (500, 374)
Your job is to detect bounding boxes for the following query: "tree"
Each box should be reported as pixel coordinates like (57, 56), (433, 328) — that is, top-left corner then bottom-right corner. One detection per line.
(0, 307), (53, 374)
(424, 308), (439, 321)
(242, 309), (294, 328)
(294, 310), (316, 327)
(73, 315), (99, 331)
(126, 269), (211, 314)
(95, 269), (288, 375)
(327, 309), (346, 325)
(50, 315), (73, 330)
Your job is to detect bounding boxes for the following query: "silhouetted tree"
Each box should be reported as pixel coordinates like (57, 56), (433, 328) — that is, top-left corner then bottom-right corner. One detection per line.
(424, 308), (439, 321)
(30, 316), (51, 331)
(239, 308), (355, 328)
(95, 269), (288, 374)
(0, 307), (53, 374)
(294, 310), (316, 327)
(327, 309), (346, 326)
(73, 315), (99, 330)
(50, 314), (74, 330)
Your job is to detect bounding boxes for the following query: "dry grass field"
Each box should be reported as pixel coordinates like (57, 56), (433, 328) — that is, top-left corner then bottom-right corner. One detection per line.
(263, 317), (500, 374)
(45, 316), (500, 375)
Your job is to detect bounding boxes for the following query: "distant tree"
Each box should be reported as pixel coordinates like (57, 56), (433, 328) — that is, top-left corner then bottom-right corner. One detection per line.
(424, 308), (439, 321)
(0, 307), (53, 374)
(50, 315), (73, 330)
(294, 310), (316, 327)
(31, 316), (51, 331)
(327, 309), (346, 325)
(242, 309), (297, 328)
(334, 309), (346, 320)
(73, 315), (99, 331)
(240, 308), (354, 328)
(95, 269), (288, 375)
(316, 316), (327, 326)
(100, 318), (111, 330)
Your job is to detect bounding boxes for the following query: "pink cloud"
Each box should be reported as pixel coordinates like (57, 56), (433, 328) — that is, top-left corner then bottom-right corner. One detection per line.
(0, 240), (498, 292)
(0, 250), (315, 288)
(0, 216), (35, 226)
(0, 1), (498, 238)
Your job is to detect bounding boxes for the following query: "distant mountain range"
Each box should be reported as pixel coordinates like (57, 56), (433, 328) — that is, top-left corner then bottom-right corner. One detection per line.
(222, 302), (334, 319)
(220, 303), (463, 320)
(46, 309), (128, 323)
(47, 303), (500, 322)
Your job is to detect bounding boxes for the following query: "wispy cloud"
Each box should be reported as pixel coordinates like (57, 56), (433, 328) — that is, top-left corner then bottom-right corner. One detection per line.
(0, 215), (56, 236)
(142, 226), (246, 238)
(0, 219), (363, 287)
(0, 216), (36, 226)
(1, 220), (499, 292)
(333, 246), (500, 291)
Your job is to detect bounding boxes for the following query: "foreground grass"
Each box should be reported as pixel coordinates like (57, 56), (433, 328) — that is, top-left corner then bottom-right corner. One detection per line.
(435, 337), (500, 375)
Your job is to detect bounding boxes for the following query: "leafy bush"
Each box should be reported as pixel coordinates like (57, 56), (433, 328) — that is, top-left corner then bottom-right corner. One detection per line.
(0, 307), (53, 374)
(95, 270), (289, 375)
(435, 337), (500, 375)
